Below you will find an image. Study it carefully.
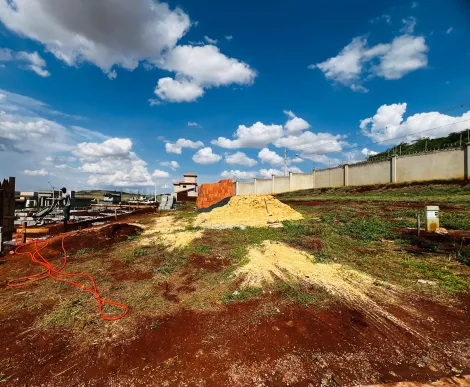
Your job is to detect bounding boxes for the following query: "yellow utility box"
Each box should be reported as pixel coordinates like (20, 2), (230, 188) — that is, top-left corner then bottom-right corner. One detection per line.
(425, 206), (439, 232)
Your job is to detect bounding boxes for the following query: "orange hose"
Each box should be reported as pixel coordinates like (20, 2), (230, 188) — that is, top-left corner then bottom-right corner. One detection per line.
(8, 233), (128, 321)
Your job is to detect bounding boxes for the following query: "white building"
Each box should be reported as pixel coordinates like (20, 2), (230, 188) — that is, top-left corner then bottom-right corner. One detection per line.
(173, 173), (198, 200)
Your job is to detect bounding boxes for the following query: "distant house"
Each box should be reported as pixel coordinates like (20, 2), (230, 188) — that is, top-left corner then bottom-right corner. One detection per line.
(173, 173), (198, 202)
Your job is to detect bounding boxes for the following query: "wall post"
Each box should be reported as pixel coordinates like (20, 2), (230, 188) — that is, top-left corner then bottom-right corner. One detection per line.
(235, 181), (239, 196)
(254, 178), (258, 194)
(344, 164), (349, 186)
(272, 175), (275, 194)
(465, 143), (470, 181)
(289, 171), (292, 192)
(391, 156), (397, 183)
(312, 169), (316, 189)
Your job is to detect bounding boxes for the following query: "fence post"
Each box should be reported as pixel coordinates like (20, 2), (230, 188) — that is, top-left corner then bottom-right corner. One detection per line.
(465, 143), (470, 181)
(22, 221), (27, 244)
(254, 178), (258, 194)
(344, 164), (349, 187)
(0, 227), (3, 253)
(235, 181), (239, 196)
(391, 156), (397, 183)
(289, 171), (292, 192)
(271, 175), (275, 194)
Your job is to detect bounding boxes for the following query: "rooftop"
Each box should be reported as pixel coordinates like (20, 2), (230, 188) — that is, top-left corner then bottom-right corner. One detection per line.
(184, 173), (197, 177)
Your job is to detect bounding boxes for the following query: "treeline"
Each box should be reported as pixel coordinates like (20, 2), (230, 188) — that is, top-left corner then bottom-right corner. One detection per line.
(368, 129), (470, 160)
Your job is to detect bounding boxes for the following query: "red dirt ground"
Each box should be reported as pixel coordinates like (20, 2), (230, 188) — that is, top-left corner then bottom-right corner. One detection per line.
(1, 292), (469, 386)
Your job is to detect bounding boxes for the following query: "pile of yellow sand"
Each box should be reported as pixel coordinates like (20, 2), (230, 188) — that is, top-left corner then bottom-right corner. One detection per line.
(234, 241), (422, 338)
(137, 215), (203, 251)
(194, 195), (303, 228)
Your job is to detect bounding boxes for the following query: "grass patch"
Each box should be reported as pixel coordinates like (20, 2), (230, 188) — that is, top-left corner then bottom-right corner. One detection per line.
(127, 229), (142, 241)
(275, 282), (317, 307)
(132, 248), (147, 257)
(221, 287), (263, 303)
(400, 260), (469, 292)
(339, 217), (396, 242)
(76, 248), (92, 255)
(441, 212), (470, 230)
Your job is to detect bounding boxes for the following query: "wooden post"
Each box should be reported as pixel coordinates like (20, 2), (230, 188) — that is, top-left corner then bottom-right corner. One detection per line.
(417, 214), (421, 236)
(22, 221), (27, 244)
(114, 208), (117, 220)
(0, 227), (3, 253)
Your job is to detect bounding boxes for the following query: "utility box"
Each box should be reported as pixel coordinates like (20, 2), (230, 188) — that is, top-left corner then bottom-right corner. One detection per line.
(425, 205), (439, 232)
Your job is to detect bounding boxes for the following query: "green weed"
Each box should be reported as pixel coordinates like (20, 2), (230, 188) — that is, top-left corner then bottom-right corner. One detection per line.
(276, 282), (317, 307)
(339, 217), (395, 242)
(132, 248), (147, 257)
(221, 287), (263, 303)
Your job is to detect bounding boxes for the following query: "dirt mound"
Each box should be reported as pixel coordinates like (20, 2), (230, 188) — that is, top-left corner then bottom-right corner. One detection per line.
(235, 241), (422, 339)
(138, 215), (203, 250)
(194, 195), (303, 228)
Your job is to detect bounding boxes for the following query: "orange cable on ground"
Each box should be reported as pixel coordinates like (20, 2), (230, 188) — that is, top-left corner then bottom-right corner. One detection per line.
(8, 233), (128, 321)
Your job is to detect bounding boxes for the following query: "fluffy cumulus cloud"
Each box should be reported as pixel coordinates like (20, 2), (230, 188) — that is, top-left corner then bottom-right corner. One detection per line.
(310, 33), (428, 91)
(74, 138), (162, 186)
(274, 131), (346, 155)
(152, 169), (170, 178)
(258, 148), (284, 165)
(0, 0), (190, 73)
(220, 166), (303, 180)
(165, 138), (204, 154)
(284, 110), (310, 134)
(154, 77), (204, 102)
(360, 103), (470, 143)
(192, 147), (222, 164)
(211, 122), (284, 149)
(0, 0), (256, 102)
(154, 45), (256, 103)
(225, 151), (257, 166)
(160, 160), (180, 170)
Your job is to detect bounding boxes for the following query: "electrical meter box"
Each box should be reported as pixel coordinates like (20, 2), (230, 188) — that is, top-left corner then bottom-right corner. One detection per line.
(425, 205), (439, 232)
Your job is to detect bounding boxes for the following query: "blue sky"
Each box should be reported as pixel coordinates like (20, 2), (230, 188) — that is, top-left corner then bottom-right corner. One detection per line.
(0, 0), (469, 192)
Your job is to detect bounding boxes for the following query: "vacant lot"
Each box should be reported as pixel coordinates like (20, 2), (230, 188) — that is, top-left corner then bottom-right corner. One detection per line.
(1, 183), (470, 386)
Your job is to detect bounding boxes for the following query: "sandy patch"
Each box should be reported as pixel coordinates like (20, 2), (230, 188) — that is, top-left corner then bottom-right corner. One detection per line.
(195, 195), (303, 228)
(235, 241), (424, 339)
(138, 215), (202, 250)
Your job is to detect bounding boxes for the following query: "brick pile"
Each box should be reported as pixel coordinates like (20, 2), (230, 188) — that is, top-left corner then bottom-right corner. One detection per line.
(196, 179), (235, 209)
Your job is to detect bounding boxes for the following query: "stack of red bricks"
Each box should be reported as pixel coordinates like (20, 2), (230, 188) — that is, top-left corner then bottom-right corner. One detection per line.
(196, 179), (235, 209)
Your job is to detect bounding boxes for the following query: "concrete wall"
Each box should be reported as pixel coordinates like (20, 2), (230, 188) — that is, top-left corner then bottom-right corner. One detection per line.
(396, 150), (465, 182)
(273, 176), (290, 193)
(348, 160), (390, 186)
(237, 182), (255, 195)
(290, 173), (314, 191)
(256, 179), (272, 194)
(233, 147), (469, 195)
(315, 167), (344, 188)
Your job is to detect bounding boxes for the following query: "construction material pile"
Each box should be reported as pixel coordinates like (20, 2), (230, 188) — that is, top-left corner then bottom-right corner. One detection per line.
(194, 195), (303, 228)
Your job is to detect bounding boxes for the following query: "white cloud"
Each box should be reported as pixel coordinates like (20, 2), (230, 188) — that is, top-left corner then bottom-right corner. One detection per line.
(73, 138), (132, 159)
(225, 35), (233, 40)
(360, 103), (470, 143)
(258, 148), (284, 165)
(165, 138), (204, 154)
(1, 1), (256, 103)
(274, 131), (346, 155)
(310, 33), (428, 90)
(446, 27), (453, 34)
(376, 35), (428, 80)
(0, 48), (13, 61)
(350, 84), (369, 93)
(361, 148), (379, 156)
(152, 169), (170, 178)
(154, 77), (204, 102)
(12, 51), (50, 77)
(148, 98), (162, 106)
(107, 70), (117, 80)
(192, 147), (221, 164)
(160, 160), (180, 170)
(211, 122), (284, 149)
(23, 168), (49, 176)
(412, 2), (419, 8)
(188, 121), (201, 127)
(284, 110), (310, 134)
(400, 17), (417, 34)
(204, 36), (218, 44)
(225, 151), (257, 166)
(71, 126), (110, 141)
(220, 170), (257, 180)
(0, 0), (191, 73)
